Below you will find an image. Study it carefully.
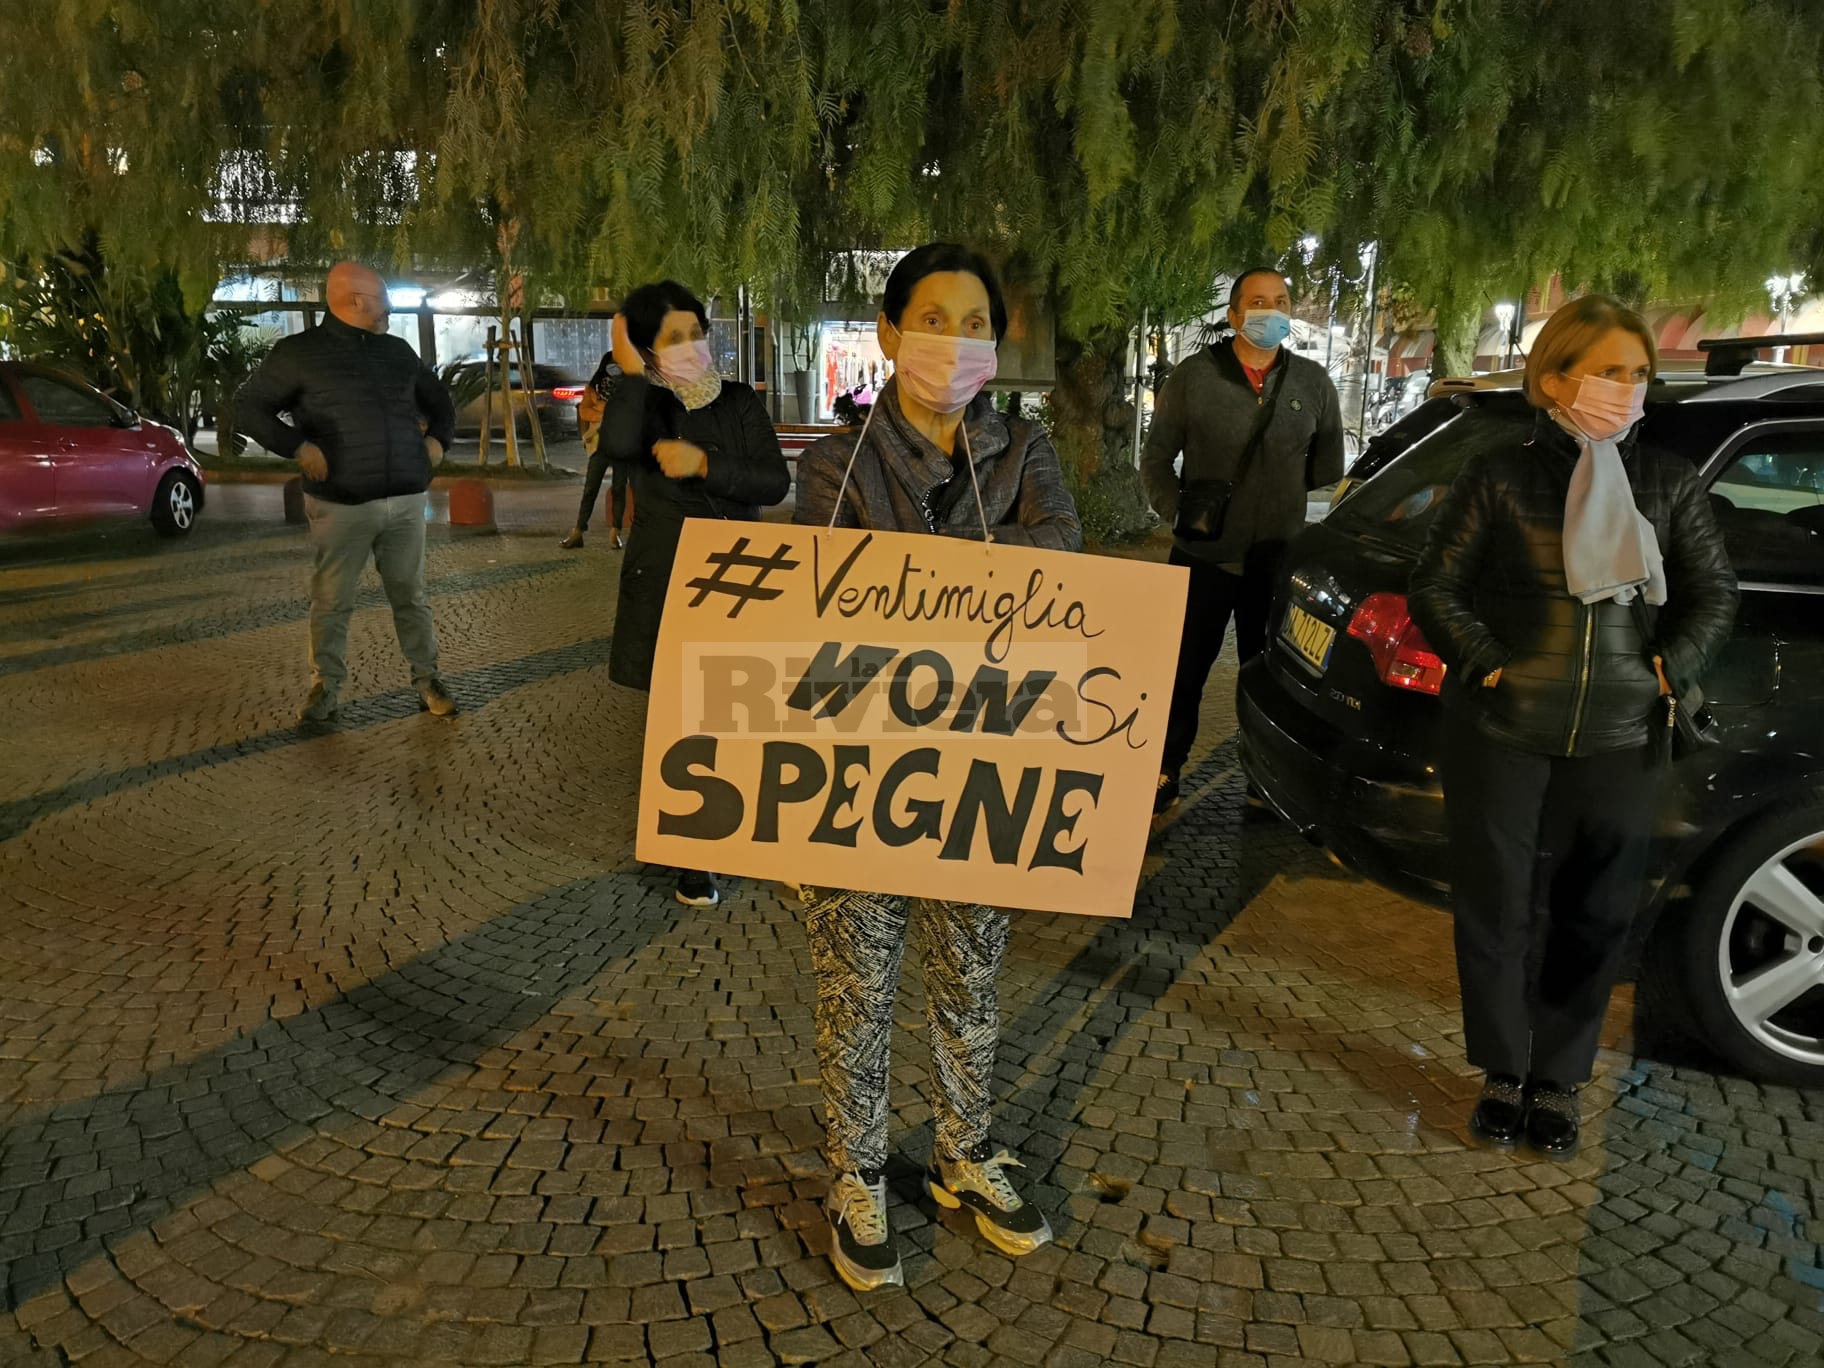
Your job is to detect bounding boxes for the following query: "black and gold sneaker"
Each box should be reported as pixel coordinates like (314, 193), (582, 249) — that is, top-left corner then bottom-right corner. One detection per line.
(925, 1146), (1053, 1257)
(825, 1169), (902, 1291)
(674, 870), (721, 908)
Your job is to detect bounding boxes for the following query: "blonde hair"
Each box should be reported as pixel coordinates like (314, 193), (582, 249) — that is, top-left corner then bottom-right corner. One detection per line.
(1523, 295), (1659, 409)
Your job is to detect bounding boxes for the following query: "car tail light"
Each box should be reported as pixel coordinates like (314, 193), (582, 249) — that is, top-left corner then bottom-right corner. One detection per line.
(550, 385), (585, 401)
(1346, 593), (1447, 695)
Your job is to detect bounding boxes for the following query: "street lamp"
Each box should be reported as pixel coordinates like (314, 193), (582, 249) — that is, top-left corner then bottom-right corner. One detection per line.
(1298, 235), (1335, 368)
(1493, 301), (1516, 370)
(1357, 242), (1380, 437)
(1766, 274), (1807, 363)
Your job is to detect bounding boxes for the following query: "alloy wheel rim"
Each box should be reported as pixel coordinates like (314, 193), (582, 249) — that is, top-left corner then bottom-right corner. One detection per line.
(1718, 828), (1824, 1066)
(171, 481), (194, 528)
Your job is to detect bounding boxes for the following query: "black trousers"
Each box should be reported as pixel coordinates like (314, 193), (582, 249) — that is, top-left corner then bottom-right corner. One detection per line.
(1440, 699), (1663, 1084)
(576, 449), (629, 532)
(1161, 540), (1284, 776)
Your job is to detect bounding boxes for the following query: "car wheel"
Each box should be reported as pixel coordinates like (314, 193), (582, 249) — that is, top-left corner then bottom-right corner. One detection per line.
(1651, 798), (1824, 1086)
(151, 471), (200, 537)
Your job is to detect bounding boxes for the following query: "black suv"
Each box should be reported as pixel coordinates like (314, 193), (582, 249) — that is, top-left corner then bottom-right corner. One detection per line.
(1238, 340), (1824, 1086)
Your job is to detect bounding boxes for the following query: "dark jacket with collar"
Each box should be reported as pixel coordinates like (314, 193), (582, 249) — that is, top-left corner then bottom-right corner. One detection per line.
(1408, 410), (1737, 757)
(600, 373), (790, 690)
(235, 315), (457, 504)
(792, 382), (1082, 551)
(1141, 336), (1345, 563)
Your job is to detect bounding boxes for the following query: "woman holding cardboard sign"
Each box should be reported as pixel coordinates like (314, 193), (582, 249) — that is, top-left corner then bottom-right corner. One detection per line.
(792, 244), (1081, 1292)
(602, 281), (791, 909)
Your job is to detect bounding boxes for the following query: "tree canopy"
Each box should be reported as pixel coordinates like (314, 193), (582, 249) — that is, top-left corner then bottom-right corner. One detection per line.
(4, 1), (1822, 474)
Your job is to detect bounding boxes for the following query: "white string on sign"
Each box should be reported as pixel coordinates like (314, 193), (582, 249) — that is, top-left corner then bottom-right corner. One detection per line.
(824, 398), (882, 535)
(957, 419), (994, 545)
(823, 398), (994, 547)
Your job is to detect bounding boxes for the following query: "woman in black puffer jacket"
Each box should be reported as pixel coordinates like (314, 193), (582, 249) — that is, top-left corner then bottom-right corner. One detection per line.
(1408, 296), (1736, 1158)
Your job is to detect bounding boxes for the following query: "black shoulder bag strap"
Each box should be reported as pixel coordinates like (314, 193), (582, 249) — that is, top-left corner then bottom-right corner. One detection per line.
(1226, 346), (1292, 489)
(1173, 348), (1291, 541)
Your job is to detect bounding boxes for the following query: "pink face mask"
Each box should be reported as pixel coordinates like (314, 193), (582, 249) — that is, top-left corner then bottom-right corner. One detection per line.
(890, 325), (999, 413)
(1563, 374), (1646, 441)
(655, 339), (714, 387)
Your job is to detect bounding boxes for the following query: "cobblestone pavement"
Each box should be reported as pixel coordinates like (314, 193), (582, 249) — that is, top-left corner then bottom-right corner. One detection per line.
(2, 491), (1821, 1368)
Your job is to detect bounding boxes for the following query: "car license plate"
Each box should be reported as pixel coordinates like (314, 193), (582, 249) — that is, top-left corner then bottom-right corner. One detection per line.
(1282, 603), (1335, 674)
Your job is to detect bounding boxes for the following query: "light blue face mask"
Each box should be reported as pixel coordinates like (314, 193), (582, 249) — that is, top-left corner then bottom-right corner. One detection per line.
(1241, 309), (1292, 350)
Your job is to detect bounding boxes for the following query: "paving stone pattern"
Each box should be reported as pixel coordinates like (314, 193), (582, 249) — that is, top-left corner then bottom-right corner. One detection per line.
(2, 492), (1821, 1368)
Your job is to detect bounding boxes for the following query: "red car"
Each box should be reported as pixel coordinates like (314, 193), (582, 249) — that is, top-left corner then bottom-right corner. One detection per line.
(0, 361), (204, 536)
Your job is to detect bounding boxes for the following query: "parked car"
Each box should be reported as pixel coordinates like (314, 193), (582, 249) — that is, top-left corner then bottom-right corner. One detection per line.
(445, 360), (586, 439)
(1238, 344), (1824, 1086)
(1335, 358), (1814, 500)
(0, 362), (205, 536)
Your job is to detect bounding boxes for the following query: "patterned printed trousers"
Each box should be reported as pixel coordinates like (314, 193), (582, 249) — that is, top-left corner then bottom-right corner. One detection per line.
(803, 887), (1010, 1176)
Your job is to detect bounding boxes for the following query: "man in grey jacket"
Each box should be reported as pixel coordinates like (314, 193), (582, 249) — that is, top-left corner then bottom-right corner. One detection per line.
(238, 262), (459, 725)
(1142, 267), (1344, 811)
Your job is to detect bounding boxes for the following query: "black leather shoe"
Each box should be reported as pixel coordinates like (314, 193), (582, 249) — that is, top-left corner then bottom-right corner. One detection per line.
(1153, 771), (1181, 814)
(1524, 1081), (1580, 1158)
(1469, 1074), (1525, 1149)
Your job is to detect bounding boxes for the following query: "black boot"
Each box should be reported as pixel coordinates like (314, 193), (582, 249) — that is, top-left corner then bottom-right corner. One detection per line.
(1523, 1080), (1580, 1158)
(1469, 1074), (1525, 1149)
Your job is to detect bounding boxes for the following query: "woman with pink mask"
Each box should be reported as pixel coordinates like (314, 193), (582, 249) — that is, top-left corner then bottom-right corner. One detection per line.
(602, 281), (790, 909)
(791, 244), (1080, 1291)
(1408, 296), (1736, 1159)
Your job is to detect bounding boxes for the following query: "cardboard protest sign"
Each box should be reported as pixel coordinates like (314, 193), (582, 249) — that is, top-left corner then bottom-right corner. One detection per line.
(636, 521), (1188, 917)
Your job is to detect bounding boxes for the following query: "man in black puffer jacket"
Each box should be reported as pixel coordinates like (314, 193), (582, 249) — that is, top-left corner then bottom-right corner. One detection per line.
(238, 262), (459, 724)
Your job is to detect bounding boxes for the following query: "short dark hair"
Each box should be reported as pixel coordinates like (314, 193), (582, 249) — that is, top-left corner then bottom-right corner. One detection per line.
(620, 281), (709, 353)
(882, 243), (1009, 341)
(1228, 267), (1288, 310)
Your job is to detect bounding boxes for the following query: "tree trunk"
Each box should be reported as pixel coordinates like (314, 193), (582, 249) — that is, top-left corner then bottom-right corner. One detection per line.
(216, 400), (245, 459)
(1432, 299), (1482, 379)
(1047, 325), (1155, 545)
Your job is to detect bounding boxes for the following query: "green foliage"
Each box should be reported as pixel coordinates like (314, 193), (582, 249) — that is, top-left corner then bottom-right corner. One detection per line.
(439, 360), (493, 414)
(1322, 0), (1824, 334)
(194, 315), (277, 457)
(0, 243), (271, 445)
(4, 0), (1822, 485)
(1063, 459), (1159, 549)
(1039, 327), (1158, 544)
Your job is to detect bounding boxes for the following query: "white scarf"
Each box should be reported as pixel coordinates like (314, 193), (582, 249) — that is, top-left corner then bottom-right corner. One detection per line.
(1558, 416), (1666, 607)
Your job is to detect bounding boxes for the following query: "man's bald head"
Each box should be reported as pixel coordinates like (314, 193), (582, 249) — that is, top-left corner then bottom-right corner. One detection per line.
(326, 262), (388, 333)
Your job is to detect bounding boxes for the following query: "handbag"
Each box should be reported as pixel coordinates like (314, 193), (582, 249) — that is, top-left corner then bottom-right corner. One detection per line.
(1628, 597), (1721, 763)
(1175, 347), (1289, 541)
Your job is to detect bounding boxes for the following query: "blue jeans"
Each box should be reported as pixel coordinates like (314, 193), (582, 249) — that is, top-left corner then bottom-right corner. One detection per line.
(304, 493), (440, 695)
